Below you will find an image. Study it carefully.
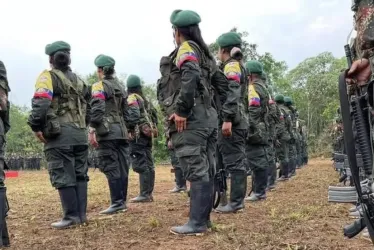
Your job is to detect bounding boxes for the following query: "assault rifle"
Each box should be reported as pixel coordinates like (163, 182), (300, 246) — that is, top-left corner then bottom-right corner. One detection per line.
(339, 42), (374, 244)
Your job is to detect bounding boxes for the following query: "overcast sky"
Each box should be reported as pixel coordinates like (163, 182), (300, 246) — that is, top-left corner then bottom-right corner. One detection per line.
(1, 0), (352, 106)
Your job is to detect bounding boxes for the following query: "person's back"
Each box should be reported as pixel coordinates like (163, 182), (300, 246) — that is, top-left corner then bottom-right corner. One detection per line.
(28, 41), (90, 229)
(88, 54), (130, 215)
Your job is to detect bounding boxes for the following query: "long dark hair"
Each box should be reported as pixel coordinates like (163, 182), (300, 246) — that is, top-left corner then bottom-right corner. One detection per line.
(177, 25), (213, 60)
(99, 66), (115, 78)
(50, 51), (71, 71)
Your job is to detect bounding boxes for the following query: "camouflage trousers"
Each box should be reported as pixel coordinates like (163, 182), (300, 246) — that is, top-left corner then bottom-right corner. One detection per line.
(130, 135), (154, 174)
(276, 140), (290, 177)
(0, 136), (5, 188)
(296, 139), (302, 167)
(45, 145), (89, 189)
(95, 140), (130, 181)
(217, 128), (247, 174)
(172, 128), (217, 182)
(266, 142), (277, 187)
(246, 143), (270, 196)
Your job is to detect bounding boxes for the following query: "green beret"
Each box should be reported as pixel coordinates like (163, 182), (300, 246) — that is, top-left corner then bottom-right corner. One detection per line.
(170, 10), (201, 28)
(245, 60), (264, 75)
(217, 32), (242, 48)
(275, 94), (284, 103)
(45, 41), (70, 56)
(284, 96), (293, 105)
(127, 75), (141, 88)
(94, 54), (115, 68)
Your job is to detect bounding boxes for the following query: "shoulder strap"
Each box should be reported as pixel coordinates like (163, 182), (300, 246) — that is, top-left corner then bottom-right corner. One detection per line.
(50, 69), (81, 94)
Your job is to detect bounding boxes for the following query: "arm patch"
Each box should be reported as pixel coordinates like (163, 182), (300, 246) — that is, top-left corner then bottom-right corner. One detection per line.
(175, 41), (198, 69)
(224, 61), (241, 83)
(91, 81), (106, 100)
(34, 70), (53, 100)
(248, 84), (260, 107)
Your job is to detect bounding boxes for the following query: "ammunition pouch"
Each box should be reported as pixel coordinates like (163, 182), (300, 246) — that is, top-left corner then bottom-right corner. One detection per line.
(43, 113), (61, 139)
(247, 122), (268, 145)
(96, 120), (110, 136)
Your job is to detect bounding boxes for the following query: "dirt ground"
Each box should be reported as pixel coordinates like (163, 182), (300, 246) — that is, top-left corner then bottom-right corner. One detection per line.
(3, 158), (373, 250)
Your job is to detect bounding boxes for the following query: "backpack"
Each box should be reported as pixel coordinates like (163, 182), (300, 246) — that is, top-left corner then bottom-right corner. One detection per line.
(157, 41), (212, 118)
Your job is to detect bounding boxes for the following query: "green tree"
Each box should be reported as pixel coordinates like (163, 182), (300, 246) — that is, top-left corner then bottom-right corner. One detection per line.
(208, 27), (287, 86)
(7, 104), (43, 154)
(278, 52), (346, 154)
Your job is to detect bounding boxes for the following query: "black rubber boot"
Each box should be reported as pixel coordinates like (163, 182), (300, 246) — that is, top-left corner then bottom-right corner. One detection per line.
(149, 169), (155, 199)
(245, 169), (267, 202)
(170, 180), (211, 235)
(278, 162), (289, 181)
(206, 178), (214, 229)
(267, 163), (277, 190)
(215, 172), (246, 213)
(131, 172), (153, 203)
(170, 168), (187, 193)
(100, 179), (126, 215)
(51, 187), (81, 229)
(289, 159), (296, 177)
(0, 188), (9, 247)
(75, 181), (88, 223)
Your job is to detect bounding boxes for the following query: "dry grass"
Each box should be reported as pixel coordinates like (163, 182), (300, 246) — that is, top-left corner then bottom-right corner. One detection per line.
(4, 159), (373, 250)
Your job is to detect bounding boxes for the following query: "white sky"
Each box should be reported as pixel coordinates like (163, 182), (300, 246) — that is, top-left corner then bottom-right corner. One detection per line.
(0, 0), (352, 106)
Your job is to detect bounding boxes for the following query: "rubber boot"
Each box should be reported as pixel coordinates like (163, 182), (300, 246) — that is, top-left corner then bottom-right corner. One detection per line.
(245, 169), (267, 202)
(51, 187), (81, 229)
(278, 162), (289, 181)
(131, 172), (153, 202)
(215, 172), (246, 213)
(170, 168), (187, 193)
(0, 188), (9, 247)
(267, 164), (277, 190)
(213, 190), (228, 212)
(148, 169), (155, 200)
(100, 178), (126, 215)
(288, 159), (296, 177)
(170, 180), (211, 235)
(75, 181), (88, 223)
(206, 178), (214, 229)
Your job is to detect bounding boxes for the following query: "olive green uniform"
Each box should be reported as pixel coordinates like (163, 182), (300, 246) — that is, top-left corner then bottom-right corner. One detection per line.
(90, 75), (130, 213)
(266, 99), (279, 189)
(127, 91), (158, 202)
(246, 78), (270, 199)
(28, 55), (90, 229)
(0, 61), (10, 246)
(286, 105), (297, 176)
(276, 103), (292, 179)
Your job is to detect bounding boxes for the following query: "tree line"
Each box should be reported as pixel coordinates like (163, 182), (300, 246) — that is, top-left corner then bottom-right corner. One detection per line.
(7, 28), (342, 159)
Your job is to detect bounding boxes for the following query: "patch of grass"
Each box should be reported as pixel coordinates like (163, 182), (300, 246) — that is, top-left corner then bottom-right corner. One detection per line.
(148, 216), (161, 228)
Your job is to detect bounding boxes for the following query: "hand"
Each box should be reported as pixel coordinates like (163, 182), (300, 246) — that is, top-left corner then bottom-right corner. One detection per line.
(167, 140), (173, 149)
(347, 59), (371, 86)
(275, 140), (281, 147)
(169, 113), (187, 133)
(88, 132), (98, 148)
(34, 131), (46, 143)
(128, 132), (134, 141)
(221, 122), (232, 137)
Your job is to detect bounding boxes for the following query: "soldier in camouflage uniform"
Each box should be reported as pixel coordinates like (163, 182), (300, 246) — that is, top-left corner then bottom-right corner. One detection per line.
(168, 138), (187, 193)
(244, 61), (271, 202)
(126, 75), (158, 203)
(275, 95), (292, 181)
(261, 73), (279, 190)
(214, 32), (248, 213)
(160, 10), (218, 235)
(0, 61), (10, 246)
(28, 41), (90, 229)
(89, 55), (130, 214)
(284, 97), (297, 177)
